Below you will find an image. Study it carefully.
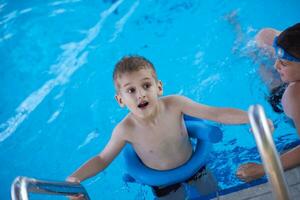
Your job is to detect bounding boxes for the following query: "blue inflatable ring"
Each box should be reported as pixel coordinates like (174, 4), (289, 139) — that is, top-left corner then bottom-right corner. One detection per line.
(123, 118), (222, 187)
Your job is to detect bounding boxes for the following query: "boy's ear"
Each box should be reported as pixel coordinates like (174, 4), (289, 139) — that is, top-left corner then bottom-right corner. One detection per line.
(115, 94), (125, 107)
(157, 80), (163, 96)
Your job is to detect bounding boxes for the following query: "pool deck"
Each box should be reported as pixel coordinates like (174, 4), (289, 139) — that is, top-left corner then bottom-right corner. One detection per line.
(213, 166), (300, 200)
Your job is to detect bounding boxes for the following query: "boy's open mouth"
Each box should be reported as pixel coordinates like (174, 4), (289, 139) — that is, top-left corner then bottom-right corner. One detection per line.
(137, 101), (149, 109)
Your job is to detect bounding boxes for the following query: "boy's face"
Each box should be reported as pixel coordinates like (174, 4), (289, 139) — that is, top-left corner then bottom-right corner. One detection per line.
(274, 59), (300, 83)
(115, 69), (163, 119)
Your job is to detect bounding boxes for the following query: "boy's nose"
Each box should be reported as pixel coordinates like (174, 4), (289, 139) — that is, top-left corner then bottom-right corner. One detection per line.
(137, 89), (146, 99)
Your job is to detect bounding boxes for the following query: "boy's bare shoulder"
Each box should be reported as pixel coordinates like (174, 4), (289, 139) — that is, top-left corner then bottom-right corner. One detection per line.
(161, 95), (189, 105)
(161, 94), (185, 102)
(160, 95), (191, 112)
(113, 114), (136, 139)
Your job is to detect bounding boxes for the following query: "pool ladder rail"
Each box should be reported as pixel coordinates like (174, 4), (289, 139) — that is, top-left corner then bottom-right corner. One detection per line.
(248, 105), (290, 200)
(11, 176), (90, 200)
(11, 104), (291, 200)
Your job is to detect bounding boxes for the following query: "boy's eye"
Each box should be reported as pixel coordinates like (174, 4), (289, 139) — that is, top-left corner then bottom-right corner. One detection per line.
(143, 83), (151, 89)
(127, 88), (135, 93)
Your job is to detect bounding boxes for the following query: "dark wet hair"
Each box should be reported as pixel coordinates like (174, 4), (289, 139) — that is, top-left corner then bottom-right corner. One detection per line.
(277, 23), (300, 59)
(113, 55), (157, 89)
(267, 84), (287, 113)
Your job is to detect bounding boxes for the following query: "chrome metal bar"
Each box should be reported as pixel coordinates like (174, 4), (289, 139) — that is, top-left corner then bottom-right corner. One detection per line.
(11, 176), (90, 200)
(248, 105), (290, 200)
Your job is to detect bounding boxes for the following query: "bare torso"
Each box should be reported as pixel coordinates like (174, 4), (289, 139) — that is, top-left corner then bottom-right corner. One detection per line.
(122, 97), (193, 170)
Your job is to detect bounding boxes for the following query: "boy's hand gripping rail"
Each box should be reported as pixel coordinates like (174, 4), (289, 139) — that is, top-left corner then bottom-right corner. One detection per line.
(248, 105), (290, 200)
(11, 176), (90, 200)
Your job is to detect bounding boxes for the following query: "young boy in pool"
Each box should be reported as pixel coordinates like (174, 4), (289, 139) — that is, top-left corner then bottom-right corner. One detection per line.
(237, 23), (300, 182)
(67, 56), (250, 199)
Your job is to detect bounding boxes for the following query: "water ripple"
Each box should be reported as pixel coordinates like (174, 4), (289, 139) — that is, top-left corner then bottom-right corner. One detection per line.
(109, 0), (140, 42)
(0, 0), (124, 143)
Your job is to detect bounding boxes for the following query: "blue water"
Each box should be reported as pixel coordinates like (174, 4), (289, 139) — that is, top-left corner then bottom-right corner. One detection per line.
(1, 0), (300, 199)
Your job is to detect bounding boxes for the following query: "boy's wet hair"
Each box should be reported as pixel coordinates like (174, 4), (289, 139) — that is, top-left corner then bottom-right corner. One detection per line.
(113, 55), (157, 89)
(277, 23), (300, 59)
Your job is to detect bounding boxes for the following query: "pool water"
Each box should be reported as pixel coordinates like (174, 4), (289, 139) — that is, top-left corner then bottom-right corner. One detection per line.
(1, 0), (300, 199)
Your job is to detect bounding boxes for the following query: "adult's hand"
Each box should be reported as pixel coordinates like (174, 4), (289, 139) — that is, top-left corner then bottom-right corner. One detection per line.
(236, 162), (265, 182)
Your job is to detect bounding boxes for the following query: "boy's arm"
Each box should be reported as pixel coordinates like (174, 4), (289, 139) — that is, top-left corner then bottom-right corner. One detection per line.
(174, 95), (249, 124)
(67, 126), (126, 183)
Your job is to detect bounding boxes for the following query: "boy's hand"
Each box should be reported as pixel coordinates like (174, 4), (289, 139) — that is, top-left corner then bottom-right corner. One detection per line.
(67, 194), (85, 200)
(66, 176), (81, 183)
(66, 177), (85, 200)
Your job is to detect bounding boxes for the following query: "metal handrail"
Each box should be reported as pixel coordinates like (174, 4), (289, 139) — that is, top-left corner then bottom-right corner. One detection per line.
(248, 105), (290, 200)
(11, 176), (90, 200)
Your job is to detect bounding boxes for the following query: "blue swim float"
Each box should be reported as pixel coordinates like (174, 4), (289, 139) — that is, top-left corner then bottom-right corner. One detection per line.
(123, 117), (222, 187)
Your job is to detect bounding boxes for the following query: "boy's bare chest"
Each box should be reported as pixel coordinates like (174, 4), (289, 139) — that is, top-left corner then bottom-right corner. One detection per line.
(140, 123), (184, 140)
(129, 117), (188, 149)
(127, 116), (192, 170)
